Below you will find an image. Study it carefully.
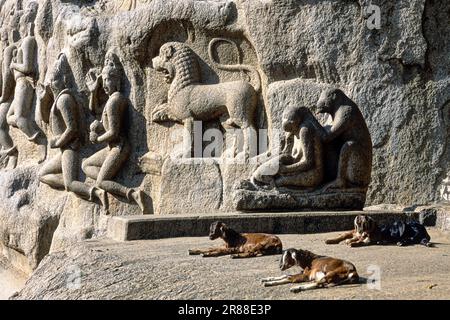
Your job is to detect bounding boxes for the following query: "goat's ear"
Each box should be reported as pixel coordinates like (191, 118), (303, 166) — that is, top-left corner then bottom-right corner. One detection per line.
(291, 251), (297, 260)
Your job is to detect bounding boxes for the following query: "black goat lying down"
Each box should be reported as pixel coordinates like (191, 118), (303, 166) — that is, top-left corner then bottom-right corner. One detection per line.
(326, 215), (432, 247)
(374, 220), (432, 247)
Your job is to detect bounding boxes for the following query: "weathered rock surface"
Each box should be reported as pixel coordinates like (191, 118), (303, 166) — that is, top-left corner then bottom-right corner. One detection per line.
(11, 229), (450, 300)
(0, 0), (449, 272)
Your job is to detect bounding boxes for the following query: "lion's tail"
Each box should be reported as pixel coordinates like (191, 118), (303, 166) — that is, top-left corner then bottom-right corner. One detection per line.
(208, 38), (261, 92)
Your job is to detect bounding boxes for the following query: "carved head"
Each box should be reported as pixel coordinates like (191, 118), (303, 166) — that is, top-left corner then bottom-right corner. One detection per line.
(48, 53), (69, 95)
(208, 221), (227, 240)
(316, 88), (345, 114)
(281, 106), (311, 134)
(354, 215), (377, 236)
(151, 42), (200, 86)
(19, 1), (38, 37)
(102, 52), (122, 95)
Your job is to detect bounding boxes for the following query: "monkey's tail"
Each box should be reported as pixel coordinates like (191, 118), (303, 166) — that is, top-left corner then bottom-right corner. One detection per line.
(208, 37), (261, 92)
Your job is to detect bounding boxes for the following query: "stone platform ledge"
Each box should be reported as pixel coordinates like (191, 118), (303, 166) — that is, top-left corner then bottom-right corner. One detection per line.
(107, 211), (405, 241)
(233, 189), (366, 211)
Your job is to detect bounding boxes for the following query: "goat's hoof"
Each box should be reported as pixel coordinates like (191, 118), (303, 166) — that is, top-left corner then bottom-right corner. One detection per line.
(230, 254), (239, 259)
(290, 287), (301, 293)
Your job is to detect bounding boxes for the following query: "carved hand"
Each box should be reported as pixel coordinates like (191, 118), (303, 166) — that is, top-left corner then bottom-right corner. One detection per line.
(90, 131), (99, 144)
(90, 120), (101, 132)
(86, 68), (102, 92)
(36, 83), (50, 100)
(49, 137), (60, 149)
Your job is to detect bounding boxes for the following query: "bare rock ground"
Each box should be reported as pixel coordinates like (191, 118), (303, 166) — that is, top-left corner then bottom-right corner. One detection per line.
(12, 229), (450, 300)
(0, 258), (27, 300)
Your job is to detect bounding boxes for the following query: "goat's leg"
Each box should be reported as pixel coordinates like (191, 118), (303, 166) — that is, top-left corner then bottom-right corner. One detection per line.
(264, 273), (309, 287)
(349, 237), (371, 247)
(261, 275), (289, 283)
(188, 247), (219, 255)
(230, 250), (264, 259)
(201, 248), (238, 257)
(290, 282), (321, 293)
(325, 231), (354, 244)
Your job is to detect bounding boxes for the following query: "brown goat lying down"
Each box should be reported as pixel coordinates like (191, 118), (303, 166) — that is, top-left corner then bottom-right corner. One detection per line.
(261, 248), (359, 292)
(188, 221), (283, 258)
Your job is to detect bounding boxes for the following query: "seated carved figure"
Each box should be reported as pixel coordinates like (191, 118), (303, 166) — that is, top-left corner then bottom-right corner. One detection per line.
(82, 51), (148, 213)
(251, 106), (324, 189)
(233, 89), (372, 211)
(38, 53), (106, 206)
(316, 88), (372, 190)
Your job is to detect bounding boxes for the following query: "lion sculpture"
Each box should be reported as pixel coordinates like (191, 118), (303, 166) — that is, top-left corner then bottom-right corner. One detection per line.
(151, 38), (260, 158)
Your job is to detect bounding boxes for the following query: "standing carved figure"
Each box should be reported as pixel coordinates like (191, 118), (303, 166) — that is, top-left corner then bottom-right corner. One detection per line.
(0, 28), (20, 168)
(251, 106), (324, 189)
(82, 52), (147, 213)
(315, 88), (372, 190)
(7, 1), (41, 145)
(38, 53), (107, 206)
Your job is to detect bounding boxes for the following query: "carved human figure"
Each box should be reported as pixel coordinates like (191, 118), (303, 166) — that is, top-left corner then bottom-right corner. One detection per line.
(251, 106), (324, 189)
(7, 1), (41, 143)
(315, 88), (372, 190)
(38, 53), (106, 206)
(82, 52), (147, 213)
(0, 28), (20, 168)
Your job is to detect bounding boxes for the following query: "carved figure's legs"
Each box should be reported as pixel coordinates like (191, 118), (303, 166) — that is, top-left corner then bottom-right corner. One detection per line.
(323, 140), (370, 190)
(39, 149), (105, 204)
(275, 168), (322, 188)
(0, 101), (17, 168)
(182, 117), (194, 158)
(242, 125), (257, 159)
(0, 101), (15, 150)
(251, 155), (281, 186)
(82, 144), (148, 212)
(8, 79), (39, 140)
(38, 152), (64, 189)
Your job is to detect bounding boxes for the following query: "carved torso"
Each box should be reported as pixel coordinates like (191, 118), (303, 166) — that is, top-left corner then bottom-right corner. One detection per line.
(1, 44), (16, 101)
(50, 89), (80, 150)
(13, 36), (37, 81)
(101, 92), (128, 147)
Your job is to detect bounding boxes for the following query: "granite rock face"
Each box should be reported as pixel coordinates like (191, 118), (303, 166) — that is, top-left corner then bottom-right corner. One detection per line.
(0, 0), (449, 271)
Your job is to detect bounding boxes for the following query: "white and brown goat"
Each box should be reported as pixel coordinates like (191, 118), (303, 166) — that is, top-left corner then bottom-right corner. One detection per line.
(261, 248), (359, 292)
(188, 221), (283, 259)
